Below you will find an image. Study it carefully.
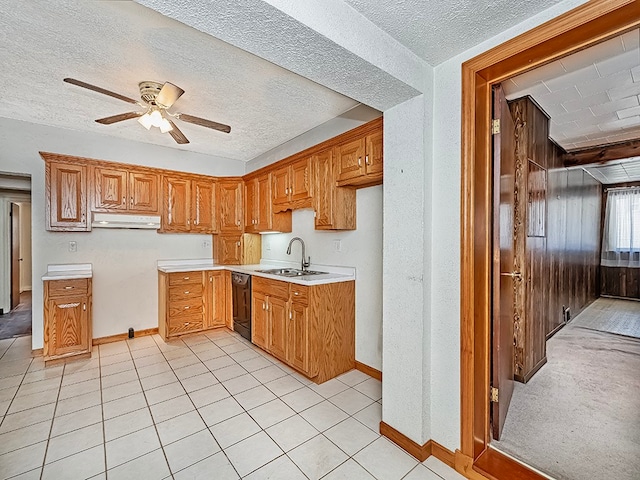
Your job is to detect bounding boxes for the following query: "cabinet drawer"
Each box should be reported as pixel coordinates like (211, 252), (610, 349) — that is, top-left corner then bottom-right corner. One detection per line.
(168, 272), (202, 286)
(169, 284), (203, 303)
(168, 297), (203, 319)
(289, 285), (309, 305)
(168, 316), (203, 336)
(253, 276), (289, 299)
(47, 278), (89, 297)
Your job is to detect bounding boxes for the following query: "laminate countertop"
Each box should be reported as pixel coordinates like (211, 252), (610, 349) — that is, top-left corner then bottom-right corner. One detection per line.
(157, 259), (355, 286)
(42, 264), (93, 281)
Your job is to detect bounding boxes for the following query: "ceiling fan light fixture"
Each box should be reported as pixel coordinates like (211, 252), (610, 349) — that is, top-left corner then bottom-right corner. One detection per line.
(137, 112), (153, 130)
(159, 117), (173, 133)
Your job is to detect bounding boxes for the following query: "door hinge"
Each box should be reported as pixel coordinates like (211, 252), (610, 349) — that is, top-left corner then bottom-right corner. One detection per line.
(490, 386), (499, 403)
(491, 119), (500, 135)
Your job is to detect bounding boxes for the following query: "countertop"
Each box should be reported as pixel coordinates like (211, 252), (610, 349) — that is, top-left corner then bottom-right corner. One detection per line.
(42, 263), (93, 281)
(157, 259), (355, 286)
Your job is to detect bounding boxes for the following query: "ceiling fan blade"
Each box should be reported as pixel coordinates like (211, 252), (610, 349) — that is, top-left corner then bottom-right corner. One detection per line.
(95, 112), (142, 124)
(156, 82), (184, 108)
(177, 113), (231, 134)
(167, 119), (189, 144)
(63, 78), (138, 104)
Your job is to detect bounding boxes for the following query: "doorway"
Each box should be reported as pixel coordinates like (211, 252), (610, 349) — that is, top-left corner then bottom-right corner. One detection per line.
(459, 2), (640, 480)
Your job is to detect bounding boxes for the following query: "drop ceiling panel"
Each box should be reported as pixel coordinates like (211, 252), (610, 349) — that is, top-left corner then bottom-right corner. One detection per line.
(584, 157), (640, 184)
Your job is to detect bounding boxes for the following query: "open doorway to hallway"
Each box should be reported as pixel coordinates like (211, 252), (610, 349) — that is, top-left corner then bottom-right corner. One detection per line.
(0, 173), (32, 340)
(488, 27), (640, 480)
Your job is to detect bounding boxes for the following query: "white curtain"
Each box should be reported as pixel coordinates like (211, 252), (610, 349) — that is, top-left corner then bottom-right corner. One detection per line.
(601, 186), (640, 268)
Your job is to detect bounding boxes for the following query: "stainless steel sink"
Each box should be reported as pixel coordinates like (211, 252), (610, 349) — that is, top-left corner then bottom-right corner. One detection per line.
(256, 268), (328, 277)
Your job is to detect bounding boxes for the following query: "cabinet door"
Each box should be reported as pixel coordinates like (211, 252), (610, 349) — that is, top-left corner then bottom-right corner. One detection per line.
(47, 162), (88, 231)
(129, 172), (159, 213)
(336, 137), (366, 183)
(268, 296), (288, 361)
(365, 130), (383, 177)
(256, 174), (271, 231)
(244, 179), (257, 231)
(205, 270), (226, 328)
(94, 167), (127, 211)
(162, 176), (191, 232)
(218, 181), (243, 232)
(191, 180), (216, 233)
(252, 291), (268, 349)
(45, 297), (89, 357)
(272, 166), (290, 206)
(290, 157), (312, 202)
(288, 300), (310, 374)
(313, 149), (334, 228)
(216, 235), (242, 265)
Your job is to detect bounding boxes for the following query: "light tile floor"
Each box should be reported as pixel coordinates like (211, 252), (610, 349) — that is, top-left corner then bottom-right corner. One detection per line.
(0, 330), (465, 480)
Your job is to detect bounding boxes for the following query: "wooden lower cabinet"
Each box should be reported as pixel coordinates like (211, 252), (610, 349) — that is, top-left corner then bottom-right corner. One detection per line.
(159, 270), (228, 340)
(251, 276), (355, 383)
(44, 278), (92, 362)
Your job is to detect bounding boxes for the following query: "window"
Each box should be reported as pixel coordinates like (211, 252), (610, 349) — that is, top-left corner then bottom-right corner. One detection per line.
(601, 186), (640, 267)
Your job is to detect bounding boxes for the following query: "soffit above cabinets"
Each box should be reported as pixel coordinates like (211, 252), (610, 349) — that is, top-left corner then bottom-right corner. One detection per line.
(503, 28), (640, 152)
(0, 1), (361, 161)
(584, 156), (640, 185)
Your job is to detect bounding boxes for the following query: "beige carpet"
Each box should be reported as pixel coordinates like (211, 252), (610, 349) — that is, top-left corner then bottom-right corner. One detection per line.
(571, 297), (640, 339)
(492, 301), (640, 480)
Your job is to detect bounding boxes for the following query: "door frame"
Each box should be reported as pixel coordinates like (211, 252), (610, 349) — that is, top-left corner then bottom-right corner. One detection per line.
(459, 0), (640, 477)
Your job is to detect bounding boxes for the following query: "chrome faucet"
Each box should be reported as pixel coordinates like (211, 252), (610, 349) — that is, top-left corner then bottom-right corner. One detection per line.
(286, 237), (311, 271)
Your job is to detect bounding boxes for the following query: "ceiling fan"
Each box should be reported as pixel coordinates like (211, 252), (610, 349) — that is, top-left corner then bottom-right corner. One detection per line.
(63, 78), (231, 144)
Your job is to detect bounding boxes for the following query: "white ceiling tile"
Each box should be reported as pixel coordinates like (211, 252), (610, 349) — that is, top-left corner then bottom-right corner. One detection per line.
(602, 116), (640, 131)
(544, 64), (600, 92)
(562, 91), (610, 113)
(608, 81), (640, 101)
(559, 36), (624, 72)
(595, 49), (640, 77)
(576, 112), (618, 128)
(617, 105), (640, 120)
(536, 86), (582, 108)
(632, 65), (640, 83)
(552, 109), (594, 125)
(540, 103), (568, 117)
(503, 80), (551, 101)
(591, 95), (639, 116)
(622, 29), (640, 51)
(577, 70), (634, 97)
(509, 61), (566, 89)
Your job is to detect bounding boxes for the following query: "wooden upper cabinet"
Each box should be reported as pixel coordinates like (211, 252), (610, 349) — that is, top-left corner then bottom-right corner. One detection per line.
(47, 161), (89, 231)
(191, 179), (216, 233)
(245, 173), (292, 234)
(94, 167), (159, 213)
(162, 176), (191, 233)
(244, 178), (257, 230)
(218, 179), (243, 233)
(336, 118), (383, 188)
(313, 149), (356, 230)
(272, 158), (312, 212)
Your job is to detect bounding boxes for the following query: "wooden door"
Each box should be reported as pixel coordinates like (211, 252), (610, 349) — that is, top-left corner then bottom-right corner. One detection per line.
(244, 178), (257, 231)
(491, 85), (517, 441)
(290, 158), (312, 202)
(129, 172), (159, 213)
(216, 235), (242, 265)
(94, 167), (127, 210)
(252, 291), (268, 349)
(256, 174), (271, 231)
(268, 296), (288, 361)
(162, 176), (190, 232)
(313, 149), (334, 228)
(218, 181), (243, 232)
(46, 297), (89, 356)
(48, 162), (88, 231)
(288, 299), (309, 374)
(10, 204), (20, 310)
(191, 180), (216, 233)
(272, 165), (290, 207)
(365, 130), (383, 176)
(336, 137), (365, 183)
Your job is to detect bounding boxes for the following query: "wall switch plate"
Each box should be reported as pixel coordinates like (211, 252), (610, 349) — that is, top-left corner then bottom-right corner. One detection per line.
(333, 239), (342, 252)
(265, 238), (271, 251)
(68, 241), (77, 252)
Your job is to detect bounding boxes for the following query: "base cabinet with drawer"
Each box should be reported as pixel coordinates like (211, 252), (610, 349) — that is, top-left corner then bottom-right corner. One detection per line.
(158, 270), (228, 340)
(44, 278), (92, 362)
(252, 276), (354, 383)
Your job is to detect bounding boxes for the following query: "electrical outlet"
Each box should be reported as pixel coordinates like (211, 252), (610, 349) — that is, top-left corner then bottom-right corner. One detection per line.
(202, 240), (211, 249)
(333, 239), (342, 252)
(265, 237), (271, 251)
(68, 241), (77, 252)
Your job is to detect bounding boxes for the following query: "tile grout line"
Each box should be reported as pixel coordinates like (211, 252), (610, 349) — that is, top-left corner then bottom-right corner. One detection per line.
(38, 360), (66, 480)
(98, 345), (108, 480)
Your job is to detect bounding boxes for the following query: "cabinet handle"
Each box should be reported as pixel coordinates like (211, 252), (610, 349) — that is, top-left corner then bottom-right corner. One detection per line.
(184, 276), (190, 280)
(285, 187), (289, 195)
(236, 220), (240, 226)
(187, 219), (190, 226)
(184, 291), (190, 294)
(262, 302), (265, 310)
(365, 154), (370, 165)
(290, 185), (293, 194)
(236, 241), (241, 246)
(184, 306), (190, 310)
(293, 291), (299, 296)
(184, 322), (190, 326)
(289, 311), (292, 320)
(64, 286), (73, 290)
(130, 197), (134, 205)
(209, 277), (213, 282)
(357, 156), (362, 167)
(83, 303), (86, 311)
(122, 196), (126, 204)
(58, 302), (80, 309)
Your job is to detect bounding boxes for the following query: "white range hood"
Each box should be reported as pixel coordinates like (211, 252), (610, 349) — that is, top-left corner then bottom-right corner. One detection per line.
(91, 212), (161, 229)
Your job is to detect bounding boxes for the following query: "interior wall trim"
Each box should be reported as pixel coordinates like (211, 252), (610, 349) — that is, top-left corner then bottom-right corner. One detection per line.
(379, 421), (455, 465)
(31, 348), (43, 357)
(355, 360), (382, 381)
(460, 0), (640, 478)
(92, 327), (159, 346)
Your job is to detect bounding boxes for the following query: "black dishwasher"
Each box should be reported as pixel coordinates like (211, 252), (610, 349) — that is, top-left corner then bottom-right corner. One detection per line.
(231, 272), (251, 341)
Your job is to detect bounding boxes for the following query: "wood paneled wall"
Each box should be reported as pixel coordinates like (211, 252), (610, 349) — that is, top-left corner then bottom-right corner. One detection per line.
(509, 97), (602, 383)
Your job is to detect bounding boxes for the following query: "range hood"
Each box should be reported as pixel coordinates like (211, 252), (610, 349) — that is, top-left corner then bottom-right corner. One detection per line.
(92, 212), (161, 229)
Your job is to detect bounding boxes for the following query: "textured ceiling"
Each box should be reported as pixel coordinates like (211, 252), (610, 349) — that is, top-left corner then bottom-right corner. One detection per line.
(584, 157), (640, 184)
(342, 0), (566, 66)
(504, 29), (640, 152)
(0, 1), (360, 161)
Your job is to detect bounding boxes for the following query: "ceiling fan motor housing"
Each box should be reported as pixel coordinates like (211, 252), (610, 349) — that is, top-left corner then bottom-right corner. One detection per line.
(138, 81), (164, 105)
